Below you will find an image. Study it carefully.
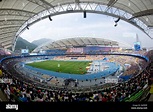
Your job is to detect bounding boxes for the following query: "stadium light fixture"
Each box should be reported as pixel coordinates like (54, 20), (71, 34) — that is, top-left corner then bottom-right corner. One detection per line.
(26, 25), (29, 30)
(114, 17), (120, 27)
(114, 22), (117, 27)
(115, 17), (120, 23)
(83, 11), (86, 18)
(49, 16), (52, 21)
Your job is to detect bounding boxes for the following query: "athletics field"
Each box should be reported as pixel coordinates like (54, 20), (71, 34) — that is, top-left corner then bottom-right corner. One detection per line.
(26, 60), (91, 74)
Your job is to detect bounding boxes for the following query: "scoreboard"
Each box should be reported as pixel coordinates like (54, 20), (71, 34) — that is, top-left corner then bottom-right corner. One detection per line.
(134, 42), (141, 51)
(21, 49), (29, 55)
(67, 48), (83, 53)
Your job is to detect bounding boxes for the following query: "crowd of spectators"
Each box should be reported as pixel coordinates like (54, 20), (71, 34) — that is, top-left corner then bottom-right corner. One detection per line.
(0, 49), (151, 102)
(0, 57), (150, 102)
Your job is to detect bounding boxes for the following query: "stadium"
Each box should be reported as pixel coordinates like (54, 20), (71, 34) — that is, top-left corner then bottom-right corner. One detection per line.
(0, 0), (153, 111)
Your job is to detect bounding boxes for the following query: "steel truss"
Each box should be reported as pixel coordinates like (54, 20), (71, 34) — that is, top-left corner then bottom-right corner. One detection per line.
(1, 41), (12, 46)
(0, 32), (15, 39)
(12, 2), (153, 51)
(0, 26), (20, 35)
(0, 20), (25, 26)
(0, 9), (36, 17)
(27, 0), (54, 9)
(0, 35), (13, 40)
(3, 44), (12, 49)
(1, 37), (13, 44)
(0, 31), (18, 36)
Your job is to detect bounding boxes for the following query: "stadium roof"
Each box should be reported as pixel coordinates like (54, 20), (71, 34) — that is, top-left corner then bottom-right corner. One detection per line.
(32, 37), (127, 52)
(0, 0), (153, 50)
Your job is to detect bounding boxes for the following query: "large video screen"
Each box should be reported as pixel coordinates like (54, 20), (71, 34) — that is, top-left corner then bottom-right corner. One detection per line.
(21, 49), (29, 54)
(134, 42), (141, 51)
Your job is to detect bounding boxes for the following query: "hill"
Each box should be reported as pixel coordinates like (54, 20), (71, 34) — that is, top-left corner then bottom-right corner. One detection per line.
(15, 37), (37, 52)
(31, 38), (53, 46)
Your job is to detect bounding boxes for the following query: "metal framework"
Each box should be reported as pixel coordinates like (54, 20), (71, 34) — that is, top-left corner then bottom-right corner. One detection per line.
(129, 9), (153, 20)
(0, 9), (36, 17)
(0, 34), (15, 39)
(15, 2), (152, 44)
(0, 26), (20, 34)
(0, 20), (25, 26)
(2, 41), (12, 47)
(27, 0), (54, 9)
(0, 0), (153, 51)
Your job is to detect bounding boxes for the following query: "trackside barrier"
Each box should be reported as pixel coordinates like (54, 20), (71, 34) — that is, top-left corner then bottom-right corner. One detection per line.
(125, 90), (143, 102)
(121, 90), (140, 102)
(125, 86), (150, 102)
(140, 87), (151, 101)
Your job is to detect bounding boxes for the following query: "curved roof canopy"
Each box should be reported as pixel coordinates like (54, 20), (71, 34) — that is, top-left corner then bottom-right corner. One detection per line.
(0, 0), (153, 50)
(33, 37), (121, 52)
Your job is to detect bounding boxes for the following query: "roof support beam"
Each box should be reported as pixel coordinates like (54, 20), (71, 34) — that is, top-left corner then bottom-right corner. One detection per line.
(80, 39), (86, 45)
(0, 20), (25, 26)
(129, 9), (153, 20)
(87, 38), (93, 45)
(27, 0), (54, 9)
(107, 0), (118, 6)
(0, 37), (13, 43)
(60, 40), (67, 46)
(0, 26), (20, 31)
(49, 42), (56, 48)
(40, 0), (54, 8)
(54, 42), (62, 47)
(1, 41), (12, 47)
(0, 33), (15, 39)
(0, 31), (18, 36)
(94, 38), (99, 45)
(0, 9), (36, 17)
(4, 44), (12, 49)
(73, 38), (80, 45)
(75, 0), (80, 3)
(0, 26), (20, 34)
(67, 40), (74, 46)
(0, 34), (14, 39)
(46, 44), (55, 50)
(105, 0), (118, 11)
(0, 25), (20, 30)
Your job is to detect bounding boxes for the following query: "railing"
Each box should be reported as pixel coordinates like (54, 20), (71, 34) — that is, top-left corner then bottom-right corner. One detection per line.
(125, 86), (150, 102)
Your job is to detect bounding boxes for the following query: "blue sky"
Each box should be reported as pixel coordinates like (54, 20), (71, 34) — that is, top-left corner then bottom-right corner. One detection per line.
(21, 13), (153, 48)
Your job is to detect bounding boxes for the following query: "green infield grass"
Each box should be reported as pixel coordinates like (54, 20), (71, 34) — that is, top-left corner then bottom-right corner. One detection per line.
(26, 60), (92, 74)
